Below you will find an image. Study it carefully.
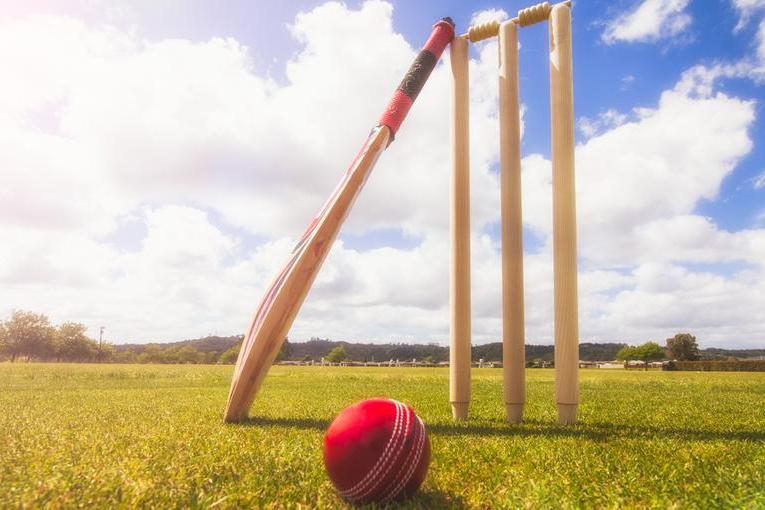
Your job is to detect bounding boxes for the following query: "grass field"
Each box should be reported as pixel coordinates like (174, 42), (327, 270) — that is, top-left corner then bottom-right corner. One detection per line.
(1, 363), (764, 509)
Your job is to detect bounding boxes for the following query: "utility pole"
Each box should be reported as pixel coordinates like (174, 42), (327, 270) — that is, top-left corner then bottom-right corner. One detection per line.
(99, 326), (105, 362)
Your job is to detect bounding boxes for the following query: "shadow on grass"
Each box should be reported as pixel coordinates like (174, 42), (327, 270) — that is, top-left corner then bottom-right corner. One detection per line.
(343, 489), (467, 510)
(435, 418), (765, 443)
(403, 488), (468, 509)
(581, 421), (765, 442)
(243, 416), (330, 429)
(426, 420), (609, 442)
(240, 416), (765, 442)
(241, 416), (603, 440)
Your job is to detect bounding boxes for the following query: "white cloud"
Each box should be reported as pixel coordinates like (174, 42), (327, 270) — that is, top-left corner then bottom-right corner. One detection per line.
(577, 109), (630, 138)
(729, 0), (765, 76)
(0, 2), (505, 342)
(620, 74), (636, 91)
(603, 262), (765, 340)
(1, 2), (764, 348)
(470, 8), (509, 28)
(758, 18), (765, 60)
(731, 0), (765, 30)
(753, 170), (765, 189)
(524, 71), (755, 263)
(516, 61), (765, 346)
(602, 0), (692, 44)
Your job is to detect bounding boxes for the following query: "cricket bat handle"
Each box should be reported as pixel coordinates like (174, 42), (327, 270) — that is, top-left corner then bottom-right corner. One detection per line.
(224, 19), (455, 422)
(378, 17), (455, 138)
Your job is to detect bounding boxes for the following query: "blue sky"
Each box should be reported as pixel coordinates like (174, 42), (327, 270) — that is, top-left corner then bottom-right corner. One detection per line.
(1, 0), (764, 347)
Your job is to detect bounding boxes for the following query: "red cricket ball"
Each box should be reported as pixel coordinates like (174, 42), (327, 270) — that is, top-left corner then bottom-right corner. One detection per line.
(323, 398), (431, 504)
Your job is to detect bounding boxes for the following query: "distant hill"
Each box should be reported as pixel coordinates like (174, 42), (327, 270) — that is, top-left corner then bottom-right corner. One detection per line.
(701, 347), (765, 360)
(116, 335), (243, 354)
(115, 336), (764, 362)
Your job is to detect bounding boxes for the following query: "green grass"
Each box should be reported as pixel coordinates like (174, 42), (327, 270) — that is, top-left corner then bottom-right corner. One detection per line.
(1, 363), (764, 509)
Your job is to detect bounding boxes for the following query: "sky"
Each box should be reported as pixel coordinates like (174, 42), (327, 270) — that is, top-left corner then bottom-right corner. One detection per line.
(1, 0), (764, 348)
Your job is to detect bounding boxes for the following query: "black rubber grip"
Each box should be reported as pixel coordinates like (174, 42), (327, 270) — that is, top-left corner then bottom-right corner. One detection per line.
(397, 50), (438, 102)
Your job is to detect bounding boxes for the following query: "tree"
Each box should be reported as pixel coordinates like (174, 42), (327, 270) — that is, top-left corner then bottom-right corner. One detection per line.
(326, 346), (348, 363)
(635, 342), (666, 370)
(138, 345), (164, 364)
(618, 342), (666, 370)
(219, 343), (241, 364)
(97, 342), (115, 363)
(158, 347), (177, 364)
(56, 322), (97, 362)
(202, 351), (218, 364)
(616, 346), (638, 364)
(275, 338), (292, 362)
(0, 322), (8, 360)
(114, 349), (138, 363)
(176, 345), (202, 364)
(666, 333), (700, 361)
(4, 311), (55, 361)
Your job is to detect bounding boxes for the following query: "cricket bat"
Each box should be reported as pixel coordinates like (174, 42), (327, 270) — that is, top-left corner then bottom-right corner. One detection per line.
(225, 18), (455, 422)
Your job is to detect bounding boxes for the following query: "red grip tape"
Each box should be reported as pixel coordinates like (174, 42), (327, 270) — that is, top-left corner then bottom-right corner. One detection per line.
(378, 90), (414, 136)
(423, 19), (455, 57)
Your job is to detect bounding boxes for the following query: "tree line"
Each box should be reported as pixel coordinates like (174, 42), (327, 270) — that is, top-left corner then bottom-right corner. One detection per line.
(2, 311), (759, 365)
(615, 334), (702, 369)
(0, 311), (109, 362)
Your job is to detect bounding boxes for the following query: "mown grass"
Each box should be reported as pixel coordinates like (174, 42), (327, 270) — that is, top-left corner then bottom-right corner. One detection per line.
(1, 363), (764, 509)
